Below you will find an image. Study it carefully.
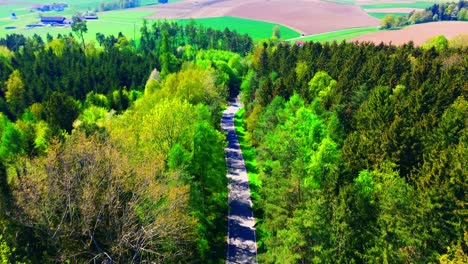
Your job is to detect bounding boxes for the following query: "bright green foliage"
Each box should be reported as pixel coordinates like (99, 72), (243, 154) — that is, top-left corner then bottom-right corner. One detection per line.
(32, 120), (49, 154)
(84, 92), (110, 109)
(308, 71), (337, 101)
(295, 61), (308, 82)
(4, 70), (25, 119)
(362, 165), (421, 263)
(0, 23), (249, 263)
(0, 235), (12, 264)
(0, 115), (24, 162)
(141, 98), (196, 156)
(246, 93), (346, 262)
(0, 13), (465, 263)
(423, 35), (449, 51)
(457, 8), (468, 20)
(354, 170), (375, 202)
(243, 37), (466, 261)
(190, 118), (227, 258)
(108, 65), (228, 261)
(160, 63), (227, 115)
(380, 14), (396, 29)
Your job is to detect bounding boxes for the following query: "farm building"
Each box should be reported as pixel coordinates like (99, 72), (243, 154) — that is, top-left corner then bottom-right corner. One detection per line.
(295, 41), (306, 47)
(84, 15), (99, 20)
(41, 16), (66, 24)
(34, 3), (68, 12)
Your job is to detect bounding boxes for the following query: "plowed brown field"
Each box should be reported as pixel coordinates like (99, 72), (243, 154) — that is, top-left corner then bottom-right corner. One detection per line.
(351, 21), (468, 45)
(140, 0), (379, 34)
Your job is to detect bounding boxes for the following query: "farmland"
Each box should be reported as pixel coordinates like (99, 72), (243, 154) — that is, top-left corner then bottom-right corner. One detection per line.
(351, 21), (468, 45)
(142, 0), (379, 34)
(0, 1), (467, 264)
(360, 1), (443, 10)
(177, 16), (300, 40)
(366, 12), (409, 19)
(0, 0), (465, 48)
(289, 26), (379, 43)
(0, 0), (300, 41)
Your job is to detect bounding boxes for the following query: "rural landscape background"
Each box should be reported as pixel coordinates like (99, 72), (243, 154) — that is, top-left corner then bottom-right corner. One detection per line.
(0, 0), (467, 263)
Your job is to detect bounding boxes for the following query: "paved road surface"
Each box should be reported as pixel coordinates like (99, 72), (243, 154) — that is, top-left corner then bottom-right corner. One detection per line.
(222, 99), (258, 264)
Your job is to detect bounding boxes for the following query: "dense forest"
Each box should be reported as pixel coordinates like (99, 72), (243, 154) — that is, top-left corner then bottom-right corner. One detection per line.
(240, 38), (467, 262)
(0, 17), (467, 263)
(0, 21), (249, 263)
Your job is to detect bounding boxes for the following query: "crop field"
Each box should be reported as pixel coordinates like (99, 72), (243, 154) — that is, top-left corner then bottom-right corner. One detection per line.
(0, 12), (299, 42)
(290, 26), (379, 43)
(0, 0), (381, 43)
(142, 0), (379, 35)
(0, 0), (464, 46)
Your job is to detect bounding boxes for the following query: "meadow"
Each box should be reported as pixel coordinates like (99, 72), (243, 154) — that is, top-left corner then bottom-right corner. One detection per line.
(360, 2), (440, 9)
(289, 26), (379, 43)
(1, 6), (299, 42)
(366, 12), (409, 19)
(178, 16), (300, 40)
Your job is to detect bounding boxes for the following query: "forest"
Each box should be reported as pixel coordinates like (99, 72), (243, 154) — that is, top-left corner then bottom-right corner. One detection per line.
(0, 21), (249, 263)
(0, 17), (466, 263)
(241, 37), (467, 263)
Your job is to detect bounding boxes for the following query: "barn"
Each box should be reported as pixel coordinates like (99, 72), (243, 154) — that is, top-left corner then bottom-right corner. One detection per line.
(40, 16), (66, 24)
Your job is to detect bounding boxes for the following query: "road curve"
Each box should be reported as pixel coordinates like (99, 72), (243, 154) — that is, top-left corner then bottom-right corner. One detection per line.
(221, 99), (258, 264)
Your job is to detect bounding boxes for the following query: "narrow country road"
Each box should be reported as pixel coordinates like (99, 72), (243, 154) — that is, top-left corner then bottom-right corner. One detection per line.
(222, 99), (258, 264)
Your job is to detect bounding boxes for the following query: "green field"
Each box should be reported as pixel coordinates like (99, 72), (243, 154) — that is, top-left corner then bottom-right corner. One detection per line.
(1, 7), (300, 42)
(0, 9), (155, 42)
(178, 16), (300, 40)
(361, 1), (439, 9)
(289, 26), (379, 43)
(367, 12), (409, 19)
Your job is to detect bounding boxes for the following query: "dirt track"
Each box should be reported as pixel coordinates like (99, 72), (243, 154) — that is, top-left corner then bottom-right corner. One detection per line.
(140, 0), (379, 34)
(351, 21), (468, 45)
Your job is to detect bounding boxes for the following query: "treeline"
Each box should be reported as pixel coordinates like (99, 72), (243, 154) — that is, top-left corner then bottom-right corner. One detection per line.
(139, 20), (253, 57)
(99, 0), (141, 11)
(239, 40), (467, 262)
(0, 22), (251, 262)
(380, 0), (468, 29)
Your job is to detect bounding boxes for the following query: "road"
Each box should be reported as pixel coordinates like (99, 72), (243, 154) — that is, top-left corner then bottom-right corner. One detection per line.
(221, 99), (258, 264)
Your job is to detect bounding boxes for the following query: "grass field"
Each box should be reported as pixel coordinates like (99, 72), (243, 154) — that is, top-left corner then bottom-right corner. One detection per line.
(367, 12), (409, 19)
(1, 7), (300, 42)
(290, 26), (379, 43)
(178, 16), (300, 40)
(360, 2), (438, 9)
